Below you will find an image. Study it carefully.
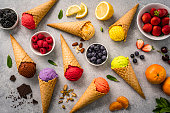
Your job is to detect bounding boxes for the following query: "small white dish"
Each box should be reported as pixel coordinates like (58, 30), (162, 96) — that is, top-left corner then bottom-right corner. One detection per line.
(85, 43), (108, 66)
(30, 31), (55, 56)
(0, 8), (19, 30)
(137, 3), (170, 40)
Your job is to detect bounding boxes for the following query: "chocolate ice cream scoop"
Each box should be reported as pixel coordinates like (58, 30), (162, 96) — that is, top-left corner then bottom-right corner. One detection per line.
(18, 62), (36, 78)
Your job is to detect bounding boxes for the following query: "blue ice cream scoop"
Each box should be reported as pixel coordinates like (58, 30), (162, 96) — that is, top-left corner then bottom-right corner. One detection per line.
(39, 68), (58, 82)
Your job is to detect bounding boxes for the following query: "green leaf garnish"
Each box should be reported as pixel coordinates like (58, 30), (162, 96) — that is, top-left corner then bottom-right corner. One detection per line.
(58, 10), (63, 19)
(48, 60), (57, 66)
(100, 27), (103, 32)
(106, 75), (119, 82)
(7, 55), (12, 68)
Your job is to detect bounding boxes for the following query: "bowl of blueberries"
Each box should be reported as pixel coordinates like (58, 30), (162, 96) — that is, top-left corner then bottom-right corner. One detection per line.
(86, 43), (108, 66)
(0, 8), (18, 30)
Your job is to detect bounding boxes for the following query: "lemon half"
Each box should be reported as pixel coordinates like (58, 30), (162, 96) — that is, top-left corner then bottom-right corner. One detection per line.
(95, 1), (114, 20)
(76, 3), (88, 19)
(66, 5), (81, 16)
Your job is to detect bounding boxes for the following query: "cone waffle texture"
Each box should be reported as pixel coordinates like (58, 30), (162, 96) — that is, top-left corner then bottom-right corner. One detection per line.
(109, 4), (139, 41)
(112, 59), (145, 99)
(10, 34), (34, 69)
(38, 77), (57, 113)
(70, 79), (106, 113)
(24, 0), (57, 28)
(47, 21), (92, 40)
(60, 34), (81, 73)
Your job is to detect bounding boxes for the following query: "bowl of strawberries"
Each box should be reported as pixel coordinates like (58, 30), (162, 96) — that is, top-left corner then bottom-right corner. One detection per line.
(137, 3), (170, 40)
(30, 31), (55, 56)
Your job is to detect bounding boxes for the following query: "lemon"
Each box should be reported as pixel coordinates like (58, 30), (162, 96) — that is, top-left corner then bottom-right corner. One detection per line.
(66, 5), (81, 16)
(76, 3), (88, 19)
(95, 1), (114, 20)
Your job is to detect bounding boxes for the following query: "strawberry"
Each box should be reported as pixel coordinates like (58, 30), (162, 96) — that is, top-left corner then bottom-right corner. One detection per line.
(142, 44), (154, 52)
(162, 25), (170, 35)
(143, 23), (152, 32)
(152, 26), (162, 36)
(151, 17), (161, 25)
(154, 8), (168, 17)
(136, 39), (144, 49)
(161, 17), (170, 26)
(150, 8), (156, 17)
(142, 13), (151, 23)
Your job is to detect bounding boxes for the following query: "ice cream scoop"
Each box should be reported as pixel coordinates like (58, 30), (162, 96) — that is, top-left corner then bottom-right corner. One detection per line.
(109, 26), (125, 41)
(65, 65), (83, 81)
(21, 13), (35, 29)
(39, 68), (58, 82)
(94, 77), (110, 94)
(111, 56), (129, 69)
(18, 62), (36, 78)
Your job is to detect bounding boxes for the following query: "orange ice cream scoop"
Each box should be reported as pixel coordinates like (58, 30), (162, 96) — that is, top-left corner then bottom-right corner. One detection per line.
(94, 77), (110, 94)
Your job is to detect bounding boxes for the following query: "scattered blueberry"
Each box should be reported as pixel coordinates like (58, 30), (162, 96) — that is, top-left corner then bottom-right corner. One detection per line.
(133, 58), (137, 63)
(140, 55), (145, 60)
(135, 51), (139, 56)
(130, 54), (134, 58)
(162, 54), (169, 61)
(161, 47), (168, 53)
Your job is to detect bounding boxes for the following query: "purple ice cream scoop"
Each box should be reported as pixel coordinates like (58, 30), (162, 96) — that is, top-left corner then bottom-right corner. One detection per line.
(39, 68), (58, 82)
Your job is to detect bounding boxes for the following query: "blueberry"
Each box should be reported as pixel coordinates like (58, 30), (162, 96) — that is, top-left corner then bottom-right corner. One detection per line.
(90, 57), (96, 62)
(90, 45), (95, 50)
(0, 10), (4, 18)
(88, 48), (92, 53)
(130, 54), (134, 58)
(102, 56), (106, 61)
(94, 46), (99, 51)
(100, 46), (105, 50)
(140, 55), (145, 60)
(103, 50), (107, 55)
(98, 53), (102, 58)
(92, 52), (96, 57)
(133, 58), (137, 63)
(135, 51), (139, 56)
(87, 53), (92, 58)
(11, 13), (17, 21)
(97, 59), (102, 64)
(2, 21), (12, 28)
(0, 18), (5, 24)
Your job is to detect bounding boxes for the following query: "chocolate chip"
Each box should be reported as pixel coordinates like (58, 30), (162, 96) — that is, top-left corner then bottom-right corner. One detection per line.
(32, 99), (38, 105)
(17, 84), (32, 98)
(10, 75), (16, 82)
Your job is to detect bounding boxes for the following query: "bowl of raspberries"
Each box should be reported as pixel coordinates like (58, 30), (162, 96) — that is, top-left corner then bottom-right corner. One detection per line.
(137, 3), (170, 40)
(30, 31), (55, 56)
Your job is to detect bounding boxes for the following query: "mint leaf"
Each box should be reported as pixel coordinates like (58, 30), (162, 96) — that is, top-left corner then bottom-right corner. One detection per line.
(48, 60), (57, 66)
(58, 10), (63, 19)
(106, 75), (119, 82)
(160, 97), (168, 108)
(160, 107), (170, 113)
(153, 107), (161, 113)
(100, 27), (103, 32)
(7, 55), (12, 68)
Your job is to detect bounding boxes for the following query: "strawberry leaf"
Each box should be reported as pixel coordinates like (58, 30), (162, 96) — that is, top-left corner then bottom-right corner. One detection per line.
(58, 10), (63, 19)
(106, 75), (119, 82)
(48, 60), (57, 66)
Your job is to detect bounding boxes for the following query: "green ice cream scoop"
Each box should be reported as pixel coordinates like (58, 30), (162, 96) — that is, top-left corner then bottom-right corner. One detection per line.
(111, 56), (129, 69)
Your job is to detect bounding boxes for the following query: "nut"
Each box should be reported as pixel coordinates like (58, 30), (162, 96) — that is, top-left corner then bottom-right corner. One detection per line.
(63, 84), (68, 91)
(58, 100), (63, 104)
(80, 48), (85, 53)
(79, 43), (83, 48)
(109, 102), (123, 111)
(80, 38), (85, 41)
(69, 98), (74, 101)
(60, 91), (64, 94)
(116, 96), (129, 109)
(71, 92), (77, 97)
(59, 97), (64, 99)
(62, 105), (66, 109)
(72, 42), (78, 46)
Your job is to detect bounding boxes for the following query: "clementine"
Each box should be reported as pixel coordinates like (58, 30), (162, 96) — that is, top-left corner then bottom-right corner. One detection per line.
(162, 77), (170, 96)
(145, 64), (166, 84)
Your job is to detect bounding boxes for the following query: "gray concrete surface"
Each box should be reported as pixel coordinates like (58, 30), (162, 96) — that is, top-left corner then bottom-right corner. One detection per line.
(0, 0), (170, 113)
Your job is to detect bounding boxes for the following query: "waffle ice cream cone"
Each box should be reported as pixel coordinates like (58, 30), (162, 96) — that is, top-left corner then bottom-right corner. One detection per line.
(70, 79), (106, 113)
(47, 21), (95, 40)
(23, 0), (57, 28)
(109, 4), (139, 41)
(60, 34), (82, 73)
(38, 77), (57, 113)
(112, 59), (145, 99)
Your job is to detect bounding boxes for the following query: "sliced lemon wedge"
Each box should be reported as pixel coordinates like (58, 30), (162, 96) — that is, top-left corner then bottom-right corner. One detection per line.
(66, 5), (81, 16)
(76, 3), (88, 19)
(95, 1), (114, 20)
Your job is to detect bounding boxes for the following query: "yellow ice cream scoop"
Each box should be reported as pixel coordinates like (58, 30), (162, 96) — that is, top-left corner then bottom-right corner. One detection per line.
(109, 26), (125, 41)
(111, 56), (129, 69)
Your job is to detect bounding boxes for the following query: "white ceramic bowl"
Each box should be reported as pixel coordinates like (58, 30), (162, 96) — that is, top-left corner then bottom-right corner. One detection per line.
(137, 3), (170, 40)
(0, 8), (19, 30)
(85, 43), (108, 66)
(30, 31), (55, 56)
